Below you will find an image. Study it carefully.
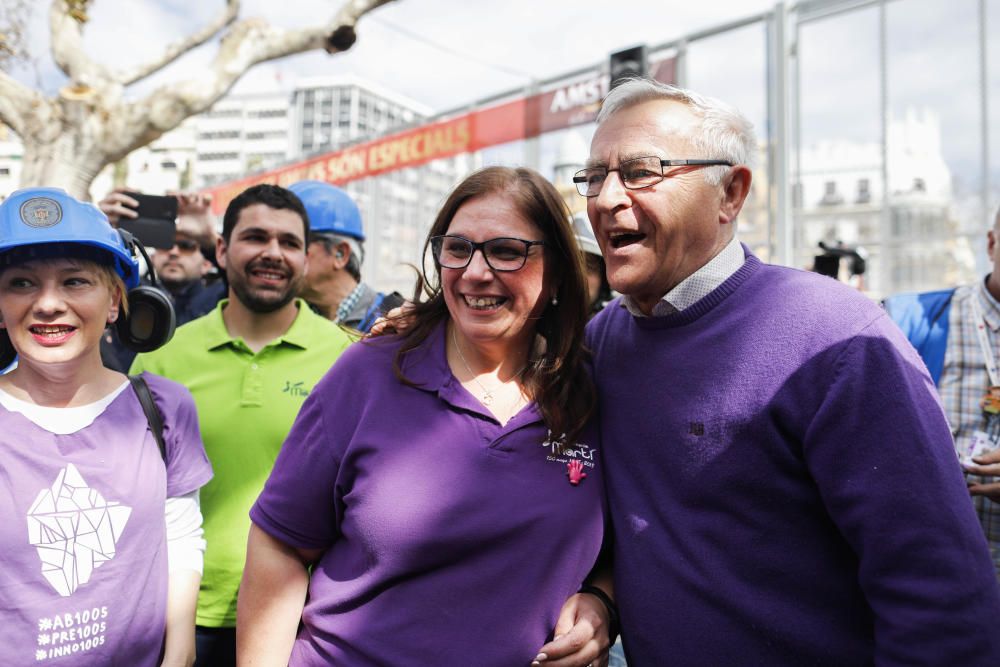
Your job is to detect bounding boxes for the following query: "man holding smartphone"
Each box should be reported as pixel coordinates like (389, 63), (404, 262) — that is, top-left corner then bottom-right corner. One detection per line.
(99, 189), (225, 325)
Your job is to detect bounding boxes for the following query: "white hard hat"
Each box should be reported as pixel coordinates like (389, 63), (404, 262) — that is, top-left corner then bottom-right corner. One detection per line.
(572, 212), (602, 258)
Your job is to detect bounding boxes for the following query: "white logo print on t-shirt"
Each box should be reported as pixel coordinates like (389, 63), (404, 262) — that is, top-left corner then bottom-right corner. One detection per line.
(26, 464), (132, 596)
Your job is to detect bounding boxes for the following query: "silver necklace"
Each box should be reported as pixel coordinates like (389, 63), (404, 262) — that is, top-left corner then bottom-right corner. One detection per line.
(452, 327), (527, 406)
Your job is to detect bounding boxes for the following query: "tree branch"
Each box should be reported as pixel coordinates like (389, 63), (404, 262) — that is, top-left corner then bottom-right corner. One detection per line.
(118, 0), (241, 86)
(48, 0), (104, 83)
(120, 0), (396, 156)
(0, 69), (41, 136)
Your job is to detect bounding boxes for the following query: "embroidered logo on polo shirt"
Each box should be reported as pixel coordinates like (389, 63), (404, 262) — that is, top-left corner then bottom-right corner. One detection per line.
(281, 380), (309, 398)
(542, 431), (597, 485)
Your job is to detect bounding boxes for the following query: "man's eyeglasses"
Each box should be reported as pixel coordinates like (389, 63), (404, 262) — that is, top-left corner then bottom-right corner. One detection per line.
(430, 235), (545, 272)
(573, 156), (734, 197)
(172, 238), (200, 254)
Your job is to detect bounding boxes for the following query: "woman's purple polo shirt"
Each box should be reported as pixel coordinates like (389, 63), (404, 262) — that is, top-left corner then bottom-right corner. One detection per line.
(251, 323), (604, 666)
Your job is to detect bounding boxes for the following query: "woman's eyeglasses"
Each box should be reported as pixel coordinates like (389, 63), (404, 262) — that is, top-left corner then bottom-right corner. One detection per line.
(430, 235), (545, 272)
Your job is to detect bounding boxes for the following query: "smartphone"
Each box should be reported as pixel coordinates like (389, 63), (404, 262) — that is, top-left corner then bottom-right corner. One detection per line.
(118, 192), (178, 250)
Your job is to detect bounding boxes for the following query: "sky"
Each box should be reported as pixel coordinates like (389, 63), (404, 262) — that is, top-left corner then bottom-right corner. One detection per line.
(11, 0), (778, 111)
(5, 0), (998, 198)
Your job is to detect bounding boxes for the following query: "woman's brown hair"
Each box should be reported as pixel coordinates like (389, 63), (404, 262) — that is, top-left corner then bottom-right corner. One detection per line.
(392, 166), (596, 445)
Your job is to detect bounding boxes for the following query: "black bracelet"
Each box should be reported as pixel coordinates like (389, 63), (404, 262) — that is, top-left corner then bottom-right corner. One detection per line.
(578, 584), (620, 645)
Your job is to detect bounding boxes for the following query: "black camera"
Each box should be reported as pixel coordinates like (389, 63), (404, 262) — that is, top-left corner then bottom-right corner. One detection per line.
(813, 241), (867, 280)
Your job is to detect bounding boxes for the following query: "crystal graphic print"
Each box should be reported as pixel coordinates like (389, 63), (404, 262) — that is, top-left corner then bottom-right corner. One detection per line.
(26, 464), (132, 597)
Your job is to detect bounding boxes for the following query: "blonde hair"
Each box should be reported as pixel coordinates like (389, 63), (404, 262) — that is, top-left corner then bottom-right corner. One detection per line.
(91, 261), (130, 317)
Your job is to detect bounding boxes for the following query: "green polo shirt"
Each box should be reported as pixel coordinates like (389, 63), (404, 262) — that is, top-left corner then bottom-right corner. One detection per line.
(130, 299), (352, 627)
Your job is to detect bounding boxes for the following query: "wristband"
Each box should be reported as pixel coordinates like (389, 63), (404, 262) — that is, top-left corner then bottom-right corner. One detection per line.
(578, 584), (620, 645)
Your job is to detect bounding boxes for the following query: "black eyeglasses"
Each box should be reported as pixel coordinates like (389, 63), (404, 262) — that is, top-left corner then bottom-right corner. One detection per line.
(573, 156), (734, 197)
(430, 235), (545, 272)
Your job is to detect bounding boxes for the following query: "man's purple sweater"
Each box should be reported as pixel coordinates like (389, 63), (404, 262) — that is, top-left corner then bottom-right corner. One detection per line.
(587, 253), (1000, 665)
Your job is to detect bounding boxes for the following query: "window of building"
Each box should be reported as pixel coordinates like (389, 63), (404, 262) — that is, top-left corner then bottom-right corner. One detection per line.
(856, 178), (871, 204)
(247, 109), (287, 119)
(198, 130), (240, 140)
(819, 181), (844, 206)
(245, 130), (286, 140)
(205, 109), (240, 119)
(198, 152), (239, 161)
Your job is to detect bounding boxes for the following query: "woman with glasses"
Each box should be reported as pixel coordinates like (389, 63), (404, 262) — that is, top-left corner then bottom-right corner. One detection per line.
(238, 167), (611, 666)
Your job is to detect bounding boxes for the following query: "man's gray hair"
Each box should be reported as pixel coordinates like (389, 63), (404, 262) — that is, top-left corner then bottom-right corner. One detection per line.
(597, 78), (757, 185)
(314, 233), (364, 283)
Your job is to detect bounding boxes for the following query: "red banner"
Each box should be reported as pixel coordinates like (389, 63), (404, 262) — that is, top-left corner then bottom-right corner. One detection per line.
(204, 58), (676, 214)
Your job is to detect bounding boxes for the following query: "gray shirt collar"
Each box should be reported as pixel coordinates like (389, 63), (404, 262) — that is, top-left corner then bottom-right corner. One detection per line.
(624, 235), (744, 317)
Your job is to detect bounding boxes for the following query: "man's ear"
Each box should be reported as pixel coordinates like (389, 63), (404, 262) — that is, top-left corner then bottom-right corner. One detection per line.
(719, 165), (753, 225)
(988, 229), (997, 261)
(333, 242), (351, 269)
(215, 235), (228, 271)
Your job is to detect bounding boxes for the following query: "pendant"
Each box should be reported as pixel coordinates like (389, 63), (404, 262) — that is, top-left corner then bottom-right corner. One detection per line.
(481, 390), (494, 406)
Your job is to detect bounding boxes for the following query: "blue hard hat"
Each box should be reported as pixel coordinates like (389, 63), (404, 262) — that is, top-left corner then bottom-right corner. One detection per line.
(0, 187), (141, 289)
(289, 180), (365, 242)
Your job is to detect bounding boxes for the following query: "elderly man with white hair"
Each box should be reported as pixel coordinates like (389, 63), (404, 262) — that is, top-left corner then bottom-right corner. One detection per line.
(534, 79), (1000, 667)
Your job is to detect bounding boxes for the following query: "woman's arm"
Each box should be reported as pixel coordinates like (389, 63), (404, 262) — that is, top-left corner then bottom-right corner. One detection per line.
(161, 491), (205, 667)
(161, 570), (201, 667)
(236, 524), (323, 667)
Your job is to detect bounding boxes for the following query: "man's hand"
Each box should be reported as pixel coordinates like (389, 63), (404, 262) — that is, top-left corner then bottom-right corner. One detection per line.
(964, 448), (1000, 502)
(169, 191), (217, 248)
(172, 191), (212, 218)
(531, 592), (611, 667)
(97, 188), (139, 226)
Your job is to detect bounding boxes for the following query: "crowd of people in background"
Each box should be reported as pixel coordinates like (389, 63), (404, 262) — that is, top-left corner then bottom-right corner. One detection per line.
(1, 77), (999, 667)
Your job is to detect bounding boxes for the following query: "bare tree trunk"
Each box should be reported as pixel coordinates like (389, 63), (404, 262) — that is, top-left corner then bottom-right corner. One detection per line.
(20, 133), (110, 200)
(0, 0), (397, 199)
(15, 92), (121, 200)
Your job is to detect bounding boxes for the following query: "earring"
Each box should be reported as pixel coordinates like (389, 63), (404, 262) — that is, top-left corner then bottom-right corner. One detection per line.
(550, 295), (559, 306)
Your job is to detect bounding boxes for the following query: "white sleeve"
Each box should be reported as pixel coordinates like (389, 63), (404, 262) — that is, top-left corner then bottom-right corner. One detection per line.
(165, 490), (206, 575)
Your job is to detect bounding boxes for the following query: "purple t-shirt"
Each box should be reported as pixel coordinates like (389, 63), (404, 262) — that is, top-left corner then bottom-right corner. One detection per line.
(0, 373), (212, 666)
(251, 324), (604, 666)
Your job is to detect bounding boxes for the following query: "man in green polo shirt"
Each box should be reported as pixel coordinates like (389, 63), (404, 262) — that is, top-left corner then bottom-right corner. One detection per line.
(131, 184), (352, 667)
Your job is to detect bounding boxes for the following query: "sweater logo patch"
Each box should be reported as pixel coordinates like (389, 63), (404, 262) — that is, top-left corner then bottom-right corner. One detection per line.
(689, 422), (705, 436)
(27, 464), (132, 597)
